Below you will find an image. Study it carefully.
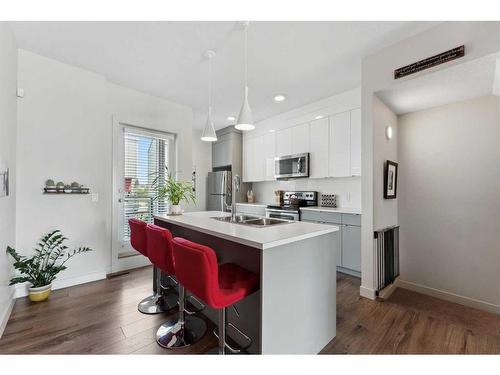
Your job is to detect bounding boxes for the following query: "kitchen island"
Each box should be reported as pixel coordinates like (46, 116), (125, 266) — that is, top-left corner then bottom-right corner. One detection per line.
(154, 211), (339, 354)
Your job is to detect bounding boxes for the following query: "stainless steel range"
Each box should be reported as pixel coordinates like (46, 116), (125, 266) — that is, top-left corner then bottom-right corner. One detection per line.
(265, 191), (318, 221)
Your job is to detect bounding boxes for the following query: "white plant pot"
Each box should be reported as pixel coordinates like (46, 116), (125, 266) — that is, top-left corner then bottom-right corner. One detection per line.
(170, 204), (183, 215)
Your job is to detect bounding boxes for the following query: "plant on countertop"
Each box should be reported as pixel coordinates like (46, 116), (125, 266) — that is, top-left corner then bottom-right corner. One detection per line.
(7, 230), (92, 288)
(152, 166), (196, 206)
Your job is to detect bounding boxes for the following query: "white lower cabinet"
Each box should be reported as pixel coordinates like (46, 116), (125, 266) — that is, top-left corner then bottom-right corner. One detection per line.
(301, 210), (361, 276)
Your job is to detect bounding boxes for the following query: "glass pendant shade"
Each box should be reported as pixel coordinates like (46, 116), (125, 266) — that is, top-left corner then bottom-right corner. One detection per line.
(201, 107), (217, 142)
(235, 86), (255, 131)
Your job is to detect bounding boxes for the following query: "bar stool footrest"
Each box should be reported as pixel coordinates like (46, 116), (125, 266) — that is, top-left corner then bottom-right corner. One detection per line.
(184, 294), (206, 315)
(213, 323), (252, 353)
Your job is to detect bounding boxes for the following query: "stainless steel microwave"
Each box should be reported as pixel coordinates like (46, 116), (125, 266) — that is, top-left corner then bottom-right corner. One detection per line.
(274, 153), (310, 180)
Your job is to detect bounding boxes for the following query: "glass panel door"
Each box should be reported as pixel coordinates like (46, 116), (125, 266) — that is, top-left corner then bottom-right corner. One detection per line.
(112, 119), (176, 272)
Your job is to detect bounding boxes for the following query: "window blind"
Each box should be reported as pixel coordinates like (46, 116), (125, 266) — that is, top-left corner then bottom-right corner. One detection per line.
(123, 128), (172, 241)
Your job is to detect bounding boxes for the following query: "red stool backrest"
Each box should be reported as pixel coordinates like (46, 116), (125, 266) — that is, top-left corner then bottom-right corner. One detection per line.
(172, 237), (219, 308)
(146, 224), (175, 275)
(129, 218), (147, 256)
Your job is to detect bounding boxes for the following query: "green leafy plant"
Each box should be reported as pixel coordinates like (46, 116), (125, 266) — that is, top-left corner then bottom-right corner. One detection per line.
(6, 230), (92, 287)
(152, 167), (195, 206)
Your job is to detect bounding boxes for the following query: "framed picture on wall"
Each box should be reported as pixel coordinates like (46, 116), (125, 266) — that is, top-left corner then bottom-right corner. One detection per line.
(384, 160), (398, 199)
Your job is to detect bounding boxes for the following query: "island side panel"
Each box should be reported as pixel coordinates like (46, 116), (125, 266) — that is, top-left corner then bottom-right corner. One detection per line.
(260, 231), (337, 354)
(154, 219), (262, 354)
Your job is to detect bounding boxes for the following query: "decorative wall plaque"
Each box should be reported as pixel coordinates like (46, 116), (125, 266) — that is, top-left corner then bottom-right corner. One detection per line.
(394, 45), (465, 79)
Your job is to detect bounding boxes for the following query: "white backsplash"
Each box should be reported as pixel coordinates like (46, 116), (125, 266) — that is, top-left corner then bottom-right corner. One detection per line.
(250, 177), (361, 209)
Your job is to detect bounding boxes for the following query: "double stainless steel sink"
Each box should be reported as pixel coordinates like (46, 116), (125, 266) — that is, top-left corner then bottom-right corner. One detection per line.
(212, 215), (292, 227)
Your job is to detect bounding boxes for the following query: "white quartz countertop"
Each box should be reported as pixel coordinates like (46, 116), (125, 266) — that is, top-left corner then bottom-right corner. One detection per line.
(154, 211), (338, 250)
(300, 206), (362, 215)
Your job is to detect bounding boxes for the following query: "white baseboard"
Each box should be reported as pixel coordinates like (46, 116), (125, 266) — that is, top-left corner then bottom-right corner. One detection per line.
(396, 279), (500, 315)
(0, 289), (15, 338)
(359, 285), (376, 300)
(13, 270), (108, 299)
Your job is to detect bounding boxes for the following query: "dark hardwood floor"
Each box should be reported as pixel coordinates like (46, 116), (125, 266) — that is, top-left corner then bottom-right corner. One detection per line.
(1, 267), (499, 354)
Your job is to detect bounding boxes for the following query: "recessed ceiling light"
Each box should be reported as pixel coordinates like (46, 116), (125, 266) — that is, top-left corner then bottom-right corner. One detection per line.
(269, 129), (275, 133)
(315, 115), (324, 120)
(227, 116), (236, 122)
(273, 94), (286, 102)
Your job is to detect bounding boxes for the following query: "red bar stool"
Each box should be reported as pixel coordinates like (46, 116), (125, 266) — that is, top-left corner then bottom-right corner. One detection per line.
(129, 218), (170, 315)
(145, 224), (179, 313)
(171, 237), (259, 354)
(151, 227), (207, 349)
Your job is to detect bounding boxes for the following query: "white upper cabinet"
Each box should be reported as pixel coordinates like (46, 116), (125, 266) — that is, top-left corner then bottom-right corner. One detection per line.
(243, 136), (265, 182)
(350, 108), (361, 176)
(291, 123), (310, 154)
(275, 127), (292, 156)
(242, 105), (361, 182)
(263, 131), (276, 181)
(309, 117), (329, 179)
(329, 111), (351, 177)
(242, 137), (250, 182)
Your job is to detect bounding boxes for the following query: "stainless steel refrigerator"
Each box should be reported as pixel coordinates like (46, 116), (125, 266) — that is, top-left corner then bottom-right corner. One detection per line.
(207, 171), (231, 211)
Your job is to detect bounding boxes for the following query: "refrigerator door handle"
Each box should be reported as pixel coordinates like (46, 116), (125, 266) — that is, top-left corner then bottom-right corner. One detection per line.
(221, 172), (226, 211)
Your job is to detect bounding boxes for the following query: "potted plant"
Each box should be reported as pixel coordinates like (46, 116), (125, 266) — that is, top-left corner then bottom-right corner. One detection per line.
(6, 230), (92, 302)
(152, 167), (196, 215)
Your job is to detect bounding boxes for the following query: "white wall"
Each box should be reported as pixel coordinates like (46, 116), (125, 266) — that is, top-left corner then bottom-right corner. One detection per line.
(15, 49), (193, 294)
(361, 22), (500, 298)
(372, 95), (398, 230)
(248, 88), (362, 209)
(397, 95), (500, 313)
(0, 23), (17, 336)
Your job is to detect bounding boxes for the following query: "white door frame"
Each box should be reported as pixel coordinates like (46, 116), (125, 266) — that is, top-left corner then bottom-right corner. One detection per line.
(111, 116), (177, 273)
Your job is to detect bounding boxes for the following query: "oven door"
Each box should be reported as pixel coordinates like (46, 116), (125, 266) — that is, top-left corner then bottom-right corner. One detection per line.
(265, 209), (299, 221)
(274, 153), (309, 179)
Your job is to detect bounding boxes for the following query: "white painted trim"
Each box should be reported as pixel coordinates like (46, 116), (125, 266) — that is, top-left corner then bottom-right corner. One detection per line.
(359, 285), (376, 300)
(396, 279), (500, 315)
(13, 270), (107, 299)
(0, 289), (15, 338)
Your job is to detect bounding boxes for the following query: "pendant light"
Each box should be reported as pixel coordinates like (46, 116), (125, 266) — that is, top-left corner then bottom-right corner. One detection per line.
(235, 22), (255, 131)
(201, 50), (217, 142)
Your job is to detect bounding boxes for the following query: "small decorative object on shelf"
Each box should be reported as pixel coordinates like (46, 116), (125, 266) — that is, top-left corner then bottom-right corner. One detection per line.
(56, 181), (65, 192)
(45, 179), (56, 193)
(43, 179), (90, 194)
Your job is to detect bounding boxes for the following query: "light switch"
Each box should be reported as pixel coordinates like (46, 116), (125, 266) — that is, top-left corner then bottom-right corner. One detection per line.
(346, 192), (351, 202)
(17, 88), (24, 98)
(91, 193), (98, 203)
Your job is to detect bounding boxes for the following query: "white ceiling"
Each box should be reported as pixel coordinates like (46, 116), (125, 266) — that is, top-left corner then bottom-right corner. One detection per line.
(9, 21), (439, 129)
(377, 51), (500, 115)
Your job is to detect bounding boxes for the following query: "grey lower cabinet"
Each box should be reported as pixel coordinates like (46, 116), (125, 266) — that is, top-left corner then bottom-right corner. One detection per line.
(341, 224), (361, 273)
(301, 210), (361, 278)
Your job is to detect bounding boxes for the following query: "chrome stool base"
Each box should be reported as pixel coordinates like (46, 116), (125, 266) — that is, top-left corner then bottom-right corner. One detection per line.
(137, 292), (178, 315)
(156, 315), (207, 348)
